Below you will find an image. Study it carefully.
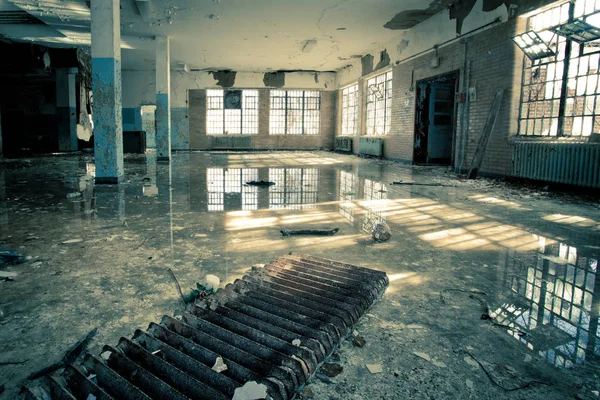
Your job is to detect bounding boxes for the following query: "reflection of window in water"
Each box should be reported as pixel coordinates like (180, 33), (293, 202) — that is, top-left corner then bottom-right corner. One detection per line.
(497, 238), (599, 369)
(362, 179), (387, 233)
(269, 168), (318, 210)
(206, 168), (258, 211)
(339, 171), (358, 222)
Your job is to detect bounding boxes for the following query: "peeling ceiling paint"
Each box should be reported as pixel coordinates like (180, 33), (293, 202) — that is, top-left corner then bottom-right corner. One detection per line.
(1, 0), (449, 71)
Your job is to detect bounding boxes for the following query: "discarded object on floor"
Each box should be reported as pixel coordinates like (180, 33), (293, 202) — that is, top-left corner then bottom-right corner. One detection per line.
(22, 254), (388, 400)
(245, 180), (275, 187)
(62, 238), (84, 245)
(281, 227), (340, 237)
(372, 223), (391, 242)
(0, 270), (17, 279)
(391, 181), (455, 187)
(0, 247), (28, 266)
(366, 363), (383, 374)
(352, 335), (366, 347)
(27, 328), (98, 380)
(204, 274), (221, 290)
(320, 363), (343, 377)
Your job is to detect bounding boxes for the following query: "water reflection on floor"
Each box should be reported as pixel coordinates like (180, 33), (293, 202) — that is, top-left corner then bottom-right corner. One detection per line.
(1, 151), (599, 397)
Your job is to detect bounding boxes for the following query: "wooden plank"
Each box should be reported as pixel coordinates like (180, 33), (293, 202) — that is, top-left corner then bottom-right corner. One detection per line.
(467, 90), (504, 179)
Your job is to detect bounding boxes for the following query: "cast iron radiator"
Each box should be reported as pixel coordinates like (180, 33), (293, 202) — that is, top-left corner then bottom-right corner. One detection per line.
(21, 254), (388, 400)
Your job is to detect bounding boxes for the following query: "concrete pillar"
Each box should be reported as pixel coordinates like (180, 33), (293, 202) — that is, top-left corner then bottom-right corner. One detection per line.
(91, 0), (123, 184)
(156, 36), (171, 161)
(56, 68), (78, 151)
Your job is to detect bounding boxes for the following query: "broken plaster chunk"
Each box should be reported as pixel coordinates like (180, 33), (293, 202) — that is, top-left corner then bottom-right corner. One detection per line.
(62, 238), (84, 244)
(100, 351), (112, 360)
(292, 339), (301, 347)
(406, 324), (425, 329)
(413, 352), (431, 362)
(232, 381), (268, 400)
(464, 356), (479, 368)
(366, 363), (383, 374)
(466, 379), (474, 390)
(212, 357), (228, 373)
(432, 360), (447, 368)
(86, 394), (97, 400)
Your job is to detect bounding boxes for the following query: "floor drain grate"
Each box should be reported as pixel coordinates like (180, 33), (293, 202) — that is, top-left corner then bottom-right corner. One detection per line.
(21, 254), (388, 400)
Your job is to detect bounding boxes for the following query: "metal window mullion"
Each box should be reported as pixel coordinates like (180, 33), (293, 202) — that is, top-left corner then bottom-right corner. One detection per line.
(302, 92), (306, 135)
(558, 3), (575, 137)
(285, 92), (289, 135)
(240, 91), (244, 135)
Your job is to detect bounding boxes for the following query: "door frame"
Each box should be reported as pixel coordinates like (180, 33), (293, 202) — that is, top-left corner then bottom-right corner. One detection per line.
(413, 70), (460, 166)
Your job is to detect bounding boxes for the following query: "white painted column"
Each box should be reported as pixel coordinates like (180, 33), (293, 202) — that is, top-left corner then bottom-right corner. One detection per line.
(155, 36), (171, 161)
(91, 0), (124, 183)
(56, 67), (78, 151)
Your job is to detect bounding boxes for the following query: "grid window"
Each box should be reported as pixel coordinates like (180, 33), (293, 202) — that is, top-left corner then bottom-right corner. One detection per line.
(206, 168), (258, 211)
(206, 90), (259, 135)
(366, 71), (392, 135)
(519, 1), (600, 137)
(269, 168), (319, 209)
(269, 90), (321, 135)
(341, 84), (359, 135)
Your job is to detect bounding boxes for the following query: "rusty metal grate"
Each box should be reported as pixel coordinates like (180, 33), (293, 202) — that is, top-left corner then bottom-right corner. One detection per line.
(20, 254), (388, 400)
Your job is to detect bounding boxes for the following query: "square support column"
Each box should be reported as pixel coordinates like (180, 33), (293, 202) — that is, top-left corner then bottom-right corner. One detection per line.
(56, 67), (78, 152)
(156, 36), (171, 161)
(91, 0), (123, 184)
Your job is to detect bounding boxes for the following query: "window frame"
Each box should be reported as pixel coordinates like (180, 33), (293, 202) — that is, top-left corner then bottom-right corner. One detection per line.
(341, 84), (359, 136)
(206, 89), (259, 135)
(365, 70), (393, 136)
(518, 0), (600, 137)
(269, 90), (321, 135)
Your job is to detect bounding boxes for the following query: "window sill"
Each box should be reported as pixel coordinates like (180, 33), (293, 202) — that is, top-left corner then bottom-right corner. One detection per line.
(509, 134), (599, 144)
(206, 134), (258, 136)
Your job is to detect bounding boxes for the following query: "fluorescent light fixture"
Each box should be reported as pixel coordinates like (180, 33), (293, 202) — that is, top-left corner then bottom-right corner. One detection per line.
(550, 19), (600, 43)
(512, 31), (555, 60)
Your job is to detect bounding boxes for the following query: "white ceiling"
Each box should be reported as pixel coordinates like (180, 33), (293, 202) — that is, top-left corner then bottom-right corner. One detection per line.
(0, 0), (437, 71)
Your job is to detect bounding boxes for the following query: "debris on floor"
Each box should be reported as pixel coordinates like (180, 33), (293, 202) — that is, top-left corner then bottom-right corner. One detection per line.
(61, 238), (84, 245)
(280, 227), (340, 236)
(212, 356), (228, 373)
(232, 381), (269, 400)
(0, 247), (29, 266)
(320, 363), (343, 378)
(366, 363), (383, 374)
(27, 328), (98, 380)
(371, 223), (391, 242)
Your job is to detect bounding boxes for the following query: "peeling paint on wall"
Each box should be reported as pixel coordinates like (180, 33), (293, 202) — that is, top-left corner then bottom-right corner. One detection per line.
(211, 70), (237, 88)
(375, 49), (390, 70)
(449, 0), (478, 34)
(361, 54), (374, 76)
(263, 71), (285, 88)
(397, 39), (410, 57)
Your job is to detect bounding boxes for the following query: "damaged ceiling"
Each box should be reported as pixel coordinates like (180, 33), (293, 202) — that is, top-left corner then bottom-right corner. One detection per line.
(0, 0), (474, 71)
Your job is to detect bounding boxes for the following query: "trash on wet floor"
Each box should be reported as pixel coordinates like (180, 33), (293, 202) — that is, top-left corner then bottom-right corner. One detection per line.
(0, 247), (29, 266)
(280, 227), (340, 236)
(372, 223), (391, 242)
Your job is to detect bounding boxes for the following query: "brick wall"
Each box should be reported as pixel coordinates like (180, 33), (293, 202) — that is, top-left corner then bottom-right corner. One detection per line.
(189, 89), (336, 150)
(336, 17), (527, 177)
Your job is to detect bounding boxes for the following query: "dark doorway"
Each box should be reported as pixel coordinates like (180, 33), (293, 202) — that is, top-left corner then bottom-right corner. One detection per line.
(413, 72), (458, 165)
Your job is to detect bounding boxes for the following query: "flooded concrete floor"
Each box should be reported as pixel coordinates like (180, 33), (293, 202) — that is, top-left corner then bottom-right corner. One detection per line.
(0, 151), (599, 399)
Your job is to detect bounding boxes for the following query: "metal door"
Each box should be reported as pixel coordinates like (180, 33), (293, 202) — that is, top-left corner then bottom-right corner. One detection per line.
(427, 83), (454, 162)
